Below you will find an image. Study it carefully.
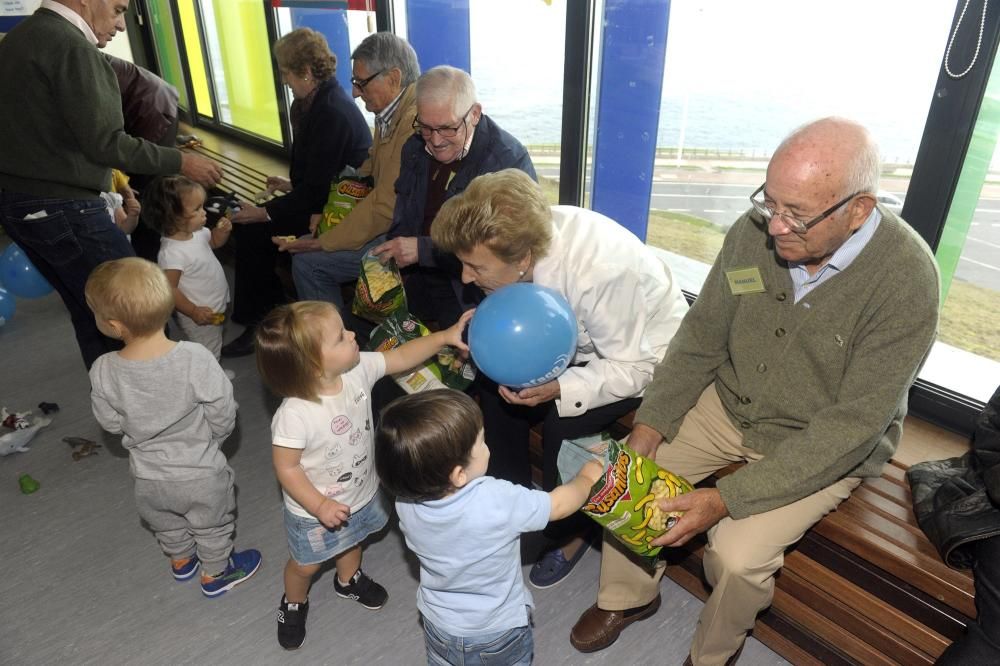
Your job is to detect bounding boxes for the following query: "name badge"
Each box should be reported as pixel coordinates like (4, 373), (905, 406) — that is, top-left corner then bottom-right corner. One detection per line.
(726, 267), (766, 295)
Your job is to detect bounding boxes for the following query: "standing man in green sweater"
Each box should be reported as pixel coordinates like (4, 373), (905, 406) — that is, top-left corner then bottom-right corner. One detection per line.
(569, 117), (940, 665)
(0, 0), (222, 369)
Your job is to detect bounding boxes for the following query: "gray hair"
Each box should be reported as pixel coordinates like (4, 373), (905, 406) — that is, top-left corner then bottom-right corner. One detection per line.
(416, 66), (477, 117)
(351, 32), (420, 87)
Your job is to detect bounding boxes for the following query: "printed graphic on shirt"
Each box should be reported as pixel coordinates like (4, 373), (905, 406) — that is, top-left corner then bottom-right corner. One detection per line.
(331, 415), (352, 435)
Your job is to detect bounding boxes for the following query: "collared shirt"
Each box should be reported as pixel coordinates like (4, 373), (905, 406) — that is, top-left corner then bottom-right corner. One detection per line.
(40, 0), (98, 45)
(789, 206), (882, 303)
(374, 88), (405, 138)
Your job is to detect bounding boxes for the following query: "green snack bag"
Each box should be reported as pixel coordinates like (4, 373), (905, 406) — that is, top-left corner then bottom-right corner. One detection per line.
(318, 175), (373, 235)
(366, 310), (476, 392)
(558, 434), (694, 564)
(352, 250), (407, 324)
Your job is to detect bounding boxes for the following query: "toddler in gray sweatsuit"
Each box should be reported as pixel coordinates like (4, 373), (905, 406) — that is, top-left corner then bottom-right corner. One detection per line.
(86, 257), (261, 598)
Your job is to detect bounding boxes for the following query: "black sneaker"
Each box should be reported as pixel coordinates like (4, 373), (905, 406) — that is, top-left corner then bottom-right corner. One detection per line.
(277, 595), (309, 650)
(333, 569), (387, 610)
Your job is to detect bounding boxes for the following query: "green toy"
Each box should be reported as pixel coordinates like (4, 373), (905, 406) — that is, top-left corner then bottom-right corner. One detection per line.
(18, 474), (39, 494)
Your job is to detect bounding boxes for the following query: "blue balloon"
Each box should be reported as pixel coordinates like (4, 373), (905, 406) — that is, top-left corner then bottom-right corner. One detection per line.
(0, 286), (13, 327)
(469, 283), (578, 389)
(0, 244), (53, 299)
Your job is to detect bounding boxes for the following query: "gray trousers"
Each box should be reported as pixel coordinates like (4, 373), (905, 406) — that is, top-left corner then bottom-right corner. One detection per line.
(134, 466), (235, 575)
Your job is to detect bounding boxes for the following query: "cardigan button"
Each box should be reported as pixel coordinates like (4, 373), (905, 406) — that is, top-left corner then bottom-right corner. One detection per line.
(757, 363), (767, 373)
(740, 396), (752, 405)
(775, 328), (786, 337)
(776, 292), (787, 302)
(740, 421), (751, 429)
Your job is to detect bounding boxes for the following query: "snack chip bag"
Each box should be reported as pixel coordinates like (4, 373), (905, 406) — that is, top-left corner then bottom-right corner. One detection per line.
(558, 434), (694, 564)
(319, 174), (373, 235)
(366, 310), (476, 393)
(352, 250), (406, 323)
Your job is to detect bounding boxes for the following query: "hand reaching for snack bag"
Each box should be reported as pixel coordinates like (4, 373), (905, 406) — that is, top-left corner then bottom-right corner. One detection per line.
(649, 487), (729, 548)
(373, 236), (419, 268)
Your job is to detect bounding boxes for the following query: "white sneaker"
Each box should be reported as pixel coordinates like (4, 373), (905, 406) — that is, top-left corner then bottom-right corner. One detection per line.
(224, 369), (236, 380)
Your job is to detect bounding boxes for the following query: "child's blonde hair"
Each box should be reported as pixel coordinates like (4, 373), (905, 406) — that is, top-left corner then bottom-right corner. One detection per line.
(256, 301), (338, 402)
(85, 257), (174, 336)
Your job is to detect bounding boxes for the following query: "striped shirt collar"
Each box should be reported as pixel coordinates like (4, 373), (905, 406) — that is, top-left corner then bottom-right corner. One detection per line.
(789, 206), (882, 303)
(374, 89), (405, 137)
(41, 0), (99, 45)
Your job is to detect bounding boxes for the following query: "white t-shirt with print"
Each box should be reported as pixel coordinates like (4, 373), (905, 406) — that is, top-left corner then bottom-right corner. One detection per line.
(158, 228), (229, 312)
(271, 352), (386, 517)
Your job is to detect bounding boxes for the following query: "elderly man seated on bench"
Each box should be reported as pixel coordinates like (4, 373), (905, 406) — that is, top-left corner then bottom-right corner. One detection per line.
(568, 117), (940, 666)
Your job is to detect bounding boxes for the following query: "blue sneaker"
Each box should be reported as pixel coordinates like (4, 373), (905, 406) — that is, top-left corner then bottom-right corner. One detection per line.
(529, 541), (590, 589)
(171, 554), (200, 581)
(200, 549), (262, 597)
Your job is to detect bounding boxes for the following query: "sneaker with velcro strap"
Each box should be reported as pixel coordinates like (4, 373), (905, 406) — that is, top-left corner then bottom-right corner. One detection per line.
(333, 568), (387, 610)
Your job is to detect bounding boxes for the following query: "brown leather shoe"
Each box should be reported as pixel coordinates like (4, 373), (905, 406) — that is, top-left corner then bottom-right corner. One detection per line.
(570, 594), (661, 652)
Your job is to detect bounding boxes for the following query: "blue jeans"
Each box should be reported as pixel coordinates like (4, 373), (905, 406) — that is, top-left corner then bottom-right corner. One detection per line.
(291, 235), (384, 309)
(423, 618), (533, 666)
(0, 190), (134, 368)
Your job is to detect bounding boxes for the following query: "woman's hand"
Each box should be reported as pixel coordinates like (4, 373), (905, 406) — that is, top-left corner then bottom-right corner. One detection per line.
(266, 175), (293, 194)
(272, 235), (321, 253)
(499, 380), (561, 407)
(315, 498), (351, 529)
(373, 237), (418, 268)
(231, 202), (269, 224)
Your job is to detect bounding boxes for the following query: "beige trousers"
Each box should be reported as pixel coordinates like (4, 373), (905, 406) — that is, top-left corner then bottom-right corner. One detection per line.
(596, 385), (861, 666)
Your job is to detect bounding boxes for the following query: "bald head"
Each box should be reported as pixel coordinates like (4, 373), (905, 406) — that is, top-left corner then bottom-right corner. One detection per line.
(770, 117), (880, 199)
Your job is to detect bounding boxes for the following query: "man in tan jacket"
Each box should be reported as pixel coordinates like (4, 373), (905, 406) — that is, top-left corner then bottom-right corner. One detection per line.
(275, 32), (419, 309)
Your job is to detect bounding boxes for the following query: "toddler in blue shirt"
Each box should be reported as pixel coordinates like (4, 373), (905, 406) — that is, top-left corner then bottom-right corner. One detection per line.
(375, 389), (603, 665)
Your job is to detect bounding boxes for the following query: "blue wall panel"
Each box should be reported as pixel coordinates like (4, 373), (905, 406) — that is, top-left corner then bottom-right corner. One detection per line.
(405, 0), (470, 72)
(290, 8), (354, 94)
(591, 0), (670, 240)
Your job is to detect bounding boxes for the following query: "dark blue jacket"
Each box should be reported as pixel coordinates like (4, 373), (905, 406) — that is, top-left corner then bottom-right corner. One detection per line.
(388, 113), (536, 267)
(265, 78), (372, 224)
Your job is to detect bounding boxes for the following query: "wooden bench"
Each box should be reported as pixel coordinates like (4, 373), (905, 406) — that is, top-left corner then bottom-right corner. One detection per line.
(181, 142), (271, 203)
(530, 414), (975, 665)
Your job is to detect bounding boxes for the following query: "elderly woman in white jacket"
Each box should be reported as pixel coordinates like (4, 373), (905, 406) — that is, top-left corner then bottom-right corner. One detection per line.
(432, 168), (689, 588)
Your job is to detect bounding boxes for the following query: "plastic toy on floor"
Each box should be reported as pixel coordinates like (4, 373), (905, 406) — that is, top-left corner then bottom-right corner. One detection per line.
(63, 436), (102, 461)
(0, 408), (52, 456)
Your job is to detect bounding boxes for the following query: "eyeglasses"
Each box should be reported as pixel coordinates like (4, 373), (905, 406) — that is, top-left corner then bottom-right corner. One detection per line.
(412, 105), (475, 139)
(351, 70), (383, 91)
(750, 183), (862, 234)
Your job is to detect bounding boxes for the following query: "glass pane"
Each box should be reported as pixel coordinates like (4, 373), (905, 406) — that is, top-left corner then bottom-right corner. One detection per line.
(198, 0), (281, 142)
(587, 0), (954, 293)
(275, 7), (376, 135)
(145, 0), (189, 111)
(176, 0), (213, 119)
(920, 46), (1000, 403)
(469, 0), (565, 204)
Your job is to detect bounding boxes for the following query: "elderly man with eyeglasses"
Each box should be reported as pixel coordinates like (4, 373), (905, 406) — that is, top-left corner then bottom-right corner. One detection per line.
(569, 117), (940, 666)
(372, 65), (536, 330)
(273, 33), (421, 315)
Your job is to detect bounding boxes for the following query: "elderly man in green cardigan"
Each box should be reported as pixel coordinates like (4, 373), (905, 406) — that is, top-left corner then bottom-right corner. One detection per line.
(569, 117), (940, 666)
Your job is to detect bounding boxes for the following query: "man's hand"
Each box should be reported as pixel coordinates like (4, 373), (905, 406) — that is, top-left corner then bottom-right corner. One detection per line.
(308, 213), (322, 235)
(373, 237), (418, 268)
(626, 423), (664, 458)
(231, 202), (269, 224)
(179, 152), (223, 188)
(649, 488), (729, 548)
(272, 236), (321, 253)
(499, 380), (560, 407)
